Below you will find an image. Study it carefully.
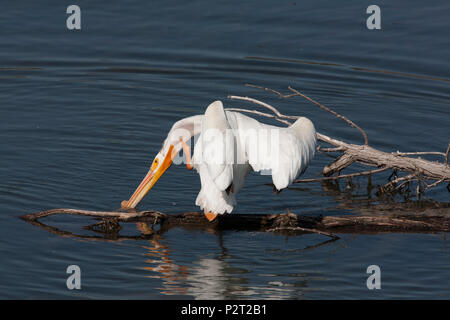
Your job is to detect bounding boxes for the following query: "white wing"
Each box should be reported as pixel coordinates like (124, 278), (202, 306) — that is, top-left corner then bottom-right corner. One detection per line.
(271, 117), (316, 189)
(229, 112), (316, 191)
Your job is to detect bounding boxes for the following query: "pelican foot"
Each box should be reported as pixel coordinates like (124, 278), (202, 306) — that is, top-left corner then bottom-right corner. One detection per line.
(204, 212), (218, 222)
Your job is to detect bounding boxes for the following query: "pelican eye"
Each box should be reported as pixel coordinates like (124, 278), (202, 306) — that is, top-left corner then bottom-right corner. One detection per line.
(151, 158), (159, 171)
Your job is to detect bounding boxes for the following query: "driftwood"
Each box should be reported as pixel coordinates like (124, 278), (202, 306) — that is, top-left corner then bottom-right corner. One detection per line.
(20, 208), (450, 243)
(227, 84), (450, 198)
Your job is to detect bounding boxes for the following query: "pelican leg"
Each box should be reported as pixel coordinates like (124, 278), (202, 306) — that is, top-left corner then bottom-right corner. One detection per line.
(180, 138), (193, 170)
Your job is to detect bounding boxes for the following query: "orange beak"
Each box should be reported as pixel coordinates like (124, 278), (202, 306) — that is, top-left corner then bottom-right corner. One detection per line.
(121, 145), (175, 209)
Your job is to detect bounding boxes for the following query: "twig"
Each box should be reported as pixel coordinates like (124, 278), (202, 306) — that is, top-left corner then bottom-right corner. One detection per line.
(446, 143), (450, 164)
(227, 95), (298, 121)
(224, 107), (292, 126)
(267, 226), (340, 240)
(317, 146), (347, 153)
(245, 84), (298, 98)
(287, 86), (369, 145)
(381, 174), (416, 191)
(293, 167), (389, 183)
(228, 95), (283, 119)
(425, 179), (445, 191)
(245, 84), (370, 146)
(393, 151), (447, 157)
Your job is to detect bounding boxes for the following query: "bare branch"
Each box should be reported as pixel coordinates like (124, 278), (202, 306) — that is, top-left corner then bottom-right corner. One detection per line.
(227, 95), (297, 120)
(381, 174), (416, 191)
(293, 167), (389, 183)
(245, 84), (299, 98)
(446, 143), (450, 164)
(393, 151), (447, 157)
(322, 153), (354, 176)
(267, 226), (340, 240)
(245, 84), (370, 146)
(425, 179), (445, 191)
(287, 86), (369, 145)
(317, 146), (347, 153)
(224, 107), (292, 126)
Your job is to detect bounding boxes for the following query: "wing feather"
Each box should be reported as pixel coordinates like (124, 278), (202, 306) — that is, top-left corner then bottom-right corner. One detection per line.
(197, 101), (234, 191)
(233, 113), (316, 190)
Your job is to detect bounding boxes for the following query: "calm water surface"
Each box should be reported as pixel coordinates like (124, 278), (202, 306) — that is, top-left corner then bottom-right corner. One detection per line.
(0, 0), (449, 299)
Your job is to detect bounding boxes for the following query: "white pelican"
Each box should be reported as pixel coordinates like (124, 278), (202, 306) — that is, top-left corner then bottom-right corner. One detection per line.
(121, 101), (316, 221)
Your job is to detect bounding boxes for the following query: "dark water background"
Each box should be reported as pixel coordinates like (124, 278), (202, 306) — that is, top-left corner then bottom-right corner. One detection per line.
(0, 0), (449, 299)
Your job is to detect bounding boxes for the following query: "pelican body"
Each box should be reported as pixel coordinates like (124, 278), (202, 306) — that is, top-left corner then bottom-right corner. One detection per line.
(121, 101), (316, 221)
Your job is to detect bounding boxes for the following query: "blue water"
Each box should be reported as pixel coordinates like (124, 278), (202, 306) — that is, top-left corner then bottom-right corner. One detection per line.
(0, 0), (449, 299)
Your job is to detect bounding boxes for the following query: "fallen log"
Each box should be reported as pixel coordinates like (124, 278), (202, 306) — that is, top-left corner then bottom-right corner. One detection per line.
(20, 209), (450, 242)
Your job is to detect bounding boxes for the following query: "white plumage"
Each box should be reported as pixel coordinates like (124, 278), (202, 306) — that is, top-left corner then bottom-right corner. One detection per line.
(192, 101), (316, 214)
(122, 101), (317, 220)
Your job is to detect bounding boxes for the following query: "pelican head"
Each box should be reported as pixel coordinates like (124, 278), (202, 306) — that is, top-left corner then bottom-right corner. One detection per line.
(121, 115), (199, 209)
